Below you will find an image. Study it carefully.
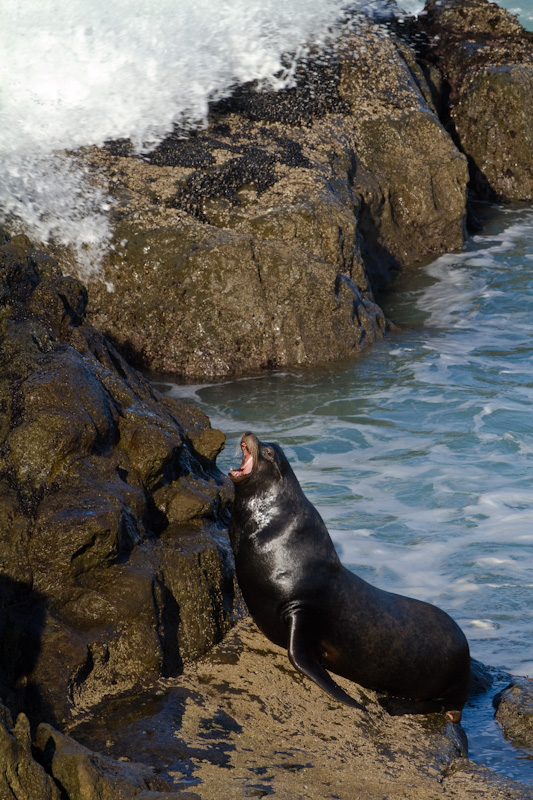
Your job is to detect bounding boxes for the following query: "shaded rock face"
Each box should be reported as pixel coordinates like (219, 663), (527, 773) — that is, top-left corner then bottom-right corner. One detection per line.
(0, 233), (236, 725)
(417, 0), (533, 201)
(0, 704), (61, 800)
(494, 678), (533, 750)
(82, 16), (468, 379)
(35, 723), (191, 800)
(0, 699), (196, 800)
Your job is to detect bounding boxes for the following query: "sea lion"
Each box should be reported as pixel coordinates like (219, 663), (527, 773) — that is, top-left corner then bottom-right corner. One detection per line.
(228, 432), (470, 721)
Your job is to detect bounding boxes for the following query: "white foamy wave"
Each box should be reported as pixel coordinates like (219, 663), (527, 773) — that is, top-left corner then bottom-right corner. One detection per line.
(1, 152), (113, 280)
(467, 619), (500, 630)
(0, 0), (392, 276)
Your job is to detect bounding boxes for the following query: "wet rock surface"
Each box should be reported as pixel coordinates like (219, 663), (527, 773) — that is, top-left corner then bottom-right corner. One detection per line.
(4, 4), (531, 385)
(2, 245), (533, 796)
(494, 678), (533, 750)
(2, 622), (533, 799)
(64, 620), (533, 800)
(417, 0), (533, 201)
(0, 705), (61, 800)
(0, 235), (236, 726)
(82, 13), (468, 379)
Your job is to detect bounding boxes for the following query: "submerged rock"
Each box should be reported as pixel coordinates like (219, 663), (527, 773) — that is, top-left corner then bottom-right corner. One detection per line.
(81, 15), (467, 379)
(417, 0), (533, 201)
(0, 234), (236, 725)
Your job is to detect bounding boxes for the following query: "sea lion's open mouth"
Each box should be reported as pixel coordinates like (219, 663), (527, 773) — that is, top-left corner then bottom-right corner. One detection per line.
(229, 433), (256, 482)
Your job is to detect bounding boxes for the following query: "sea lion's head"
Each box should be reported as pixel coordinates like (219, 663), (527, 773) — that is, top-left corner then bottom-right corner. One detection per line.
(229, 432), (288, 489)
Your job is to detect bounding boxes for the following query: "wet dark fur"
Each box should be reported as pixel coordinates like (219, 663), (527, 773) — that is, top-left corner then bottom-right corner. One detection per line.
(229, 433), (470, 718)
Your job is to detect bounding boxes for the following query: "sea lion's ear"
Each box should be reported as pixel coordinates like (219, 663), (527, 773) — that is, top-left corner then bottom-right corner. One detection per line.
(263, 446), (275, 461)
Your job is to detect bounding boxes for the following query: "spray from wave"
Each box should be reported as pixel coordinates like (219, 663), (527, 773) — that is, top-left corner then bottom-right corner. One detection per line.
(0, 0), (402, 278)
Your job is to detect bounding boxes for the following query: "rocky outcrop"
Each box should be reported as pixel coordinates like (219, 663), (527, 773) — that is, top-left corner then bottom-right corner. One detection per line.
(494, 678), (533, 750)
(81, 15), (468, 379)
(0, 698), (195, 800)
(60, 620), (533, 800)
(35, 723), (195, 800)
(0, 705), (60, 800)
(4, 4), (532, 384)
(0, 233), (236, 725)
(3, 5), (533, 799)
(417, 0), (533, 201)
(2, 622), (533, 800)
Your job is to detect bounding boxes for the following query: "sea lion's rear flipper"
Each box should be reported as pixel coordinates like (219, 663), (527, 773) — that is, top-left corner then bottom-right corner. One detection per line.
(284, 607), (365, 711)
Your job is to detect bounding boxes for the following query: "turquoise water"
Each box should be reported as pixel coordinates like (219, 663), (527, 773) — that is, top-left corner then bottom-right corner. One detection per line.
(497, 0), (533, 28)
(165, 204), (533, 779)
(403, 0), (533, 29)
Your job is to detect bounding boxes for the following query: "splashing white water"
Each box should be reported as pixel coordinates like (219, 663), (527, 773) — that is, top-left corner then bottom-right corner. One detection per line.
(0, 0), (394, 277)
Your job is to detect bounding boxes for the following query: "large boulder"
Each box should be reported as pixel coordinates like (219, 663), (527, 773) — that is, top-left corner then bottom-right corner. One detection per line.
(417, 0), (533, 201)
(82, 17), (468, 379)
(0, 232), (236, 725)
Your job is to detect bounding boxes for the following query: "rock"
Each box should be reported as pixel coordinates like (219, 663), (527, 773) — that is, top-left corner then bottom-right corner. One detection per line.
(0, 236), (236, 724)
(337, 22), (468, 285)
(417, 0), (533, 201)
(67, 619), (533, 800)
(469, 657), (497, 696)
(494, 677), (533, 749)
(0, 704), (60, 800)
(80, 16), (467, 379)
(35, 723), (184, 800)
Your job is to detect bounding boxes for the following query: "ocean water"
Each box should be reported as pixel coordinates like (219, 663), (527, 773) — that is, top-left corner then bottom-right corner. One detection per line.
(164, 203), (533, 780)
(1, 0), (531, 275)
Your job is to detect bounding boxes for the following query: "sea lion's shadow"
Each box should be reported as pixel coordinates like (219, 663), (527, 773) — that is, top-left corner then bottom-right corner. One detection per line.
(379, 696), (450, 717)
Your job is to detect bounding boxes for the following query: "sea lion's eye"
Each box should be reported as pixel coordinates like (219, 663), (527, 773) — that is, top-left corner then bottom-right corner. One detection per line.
(264, 446), (274, 460)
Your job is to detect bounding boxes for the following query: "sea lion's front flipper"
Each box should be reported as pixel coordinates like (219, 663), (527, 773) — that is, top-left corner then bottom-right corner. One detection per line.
(284, 607), (365, 711)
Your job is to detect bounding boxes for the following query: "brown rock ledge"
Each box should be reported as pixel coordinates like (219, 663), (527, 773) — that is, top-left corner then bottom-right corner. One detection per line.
(59, 619), (533, 800)
(417, 0), (533, 202)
